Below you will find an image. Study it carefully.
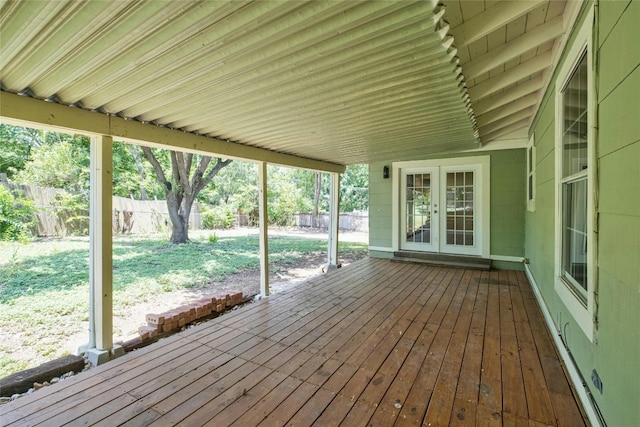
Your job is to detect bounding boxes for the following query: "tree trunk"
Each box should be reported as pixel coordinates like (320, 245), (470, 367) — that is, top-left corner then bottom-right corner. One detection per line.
(141, 146), (231, 244)
(128, 145), (148, 200)
(166, 191), (193, 244)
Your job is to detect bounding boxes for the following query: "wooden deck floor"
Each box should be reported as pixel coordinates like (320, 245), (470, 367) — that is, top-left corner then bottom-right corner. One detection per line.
(0, 258), (588, 426)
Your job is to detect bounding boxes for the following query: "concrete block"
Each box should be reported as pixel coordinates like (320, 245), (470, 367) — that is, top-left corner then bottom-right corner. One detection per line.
(86, 348), (109, 367)
(111, 344), (125, 359)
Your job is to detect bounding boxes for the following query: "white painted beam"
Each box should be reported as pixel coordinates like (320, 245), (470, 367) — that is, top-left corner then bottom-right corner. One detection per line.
(481, 118), (530, 143)
(473, 76), (544, 115)
(475, 93), (538, 128)
(464, 17), (563, 79)
(479, 108), (533, 136)
(0, 91), (345, 174)
(89, 135), (113, 351)
(453, 0), (546, 48)
(258, 162), (269, 297)
(327, 173), (340, 268)
(467, 52), (551, 101)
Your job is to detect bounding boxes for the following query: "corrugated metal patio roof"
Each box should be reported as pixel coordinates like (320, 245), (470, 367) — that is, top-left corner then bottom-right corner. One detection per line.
(0, 0), (576, 167)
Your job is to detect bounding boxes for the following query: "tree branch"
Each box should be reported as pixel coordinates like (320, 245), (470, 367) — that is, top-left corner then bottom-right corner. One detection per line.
(191, 156), (212, 193)
(141, 146), (169, 186)
(184, 153), (193, 179)
(196, 158), (232, 195)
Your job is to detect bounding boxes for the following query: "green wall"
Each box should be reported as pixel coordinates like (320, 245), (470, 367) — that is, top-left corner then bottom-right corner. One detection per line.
(368, 149), (526, 268)
(368, 162), (394, 253)
(526, 1), (640, 425)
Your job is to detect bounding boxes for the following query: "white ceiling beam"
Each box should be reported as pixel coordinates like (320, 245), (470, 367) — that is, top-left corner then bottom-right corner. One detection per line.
(478, 108), (533, 136)
(0, 91), (345, 173)
(453, 0), (546, 48)
(473, 76), (544, 115)
(467, 51), (551, 100)
(476, 93), (539, 128)
(467, 135), (529, 151)
(464, 16), (563, 79)
(481, 118), (530, 143)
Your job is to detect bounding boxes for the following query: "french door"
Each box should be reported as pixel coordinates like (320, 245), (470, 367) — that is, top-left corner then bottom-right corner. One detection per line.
(401, 164), (482, 256)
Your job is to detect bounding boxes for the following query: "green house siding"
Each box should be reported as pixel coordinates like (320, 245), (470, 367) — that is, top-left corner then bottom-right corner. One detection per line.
(526, 1), (640, 426)
(368, 149), (526, 268)
(368, 162), (393, 254)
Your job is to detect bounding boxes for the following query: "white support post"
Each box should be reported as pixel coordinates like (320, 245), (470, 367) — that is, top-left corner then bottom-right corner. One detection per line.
(258, 161), (269, 297)
(326, 172), (340, 271)
(86, 135), (118, 365)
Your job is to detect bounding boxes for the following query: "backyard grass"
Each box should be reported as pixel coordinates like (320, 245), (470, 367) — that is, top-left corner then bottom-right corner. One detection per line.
(0, 232), (368, 378)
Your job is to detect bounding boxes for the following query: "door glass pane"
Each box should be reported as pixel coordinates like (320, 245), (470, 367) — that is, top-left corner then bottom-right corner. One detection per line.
(562, 178), (588, 296)
(405, 173), (431, 245)
(446, 171), (474, 246)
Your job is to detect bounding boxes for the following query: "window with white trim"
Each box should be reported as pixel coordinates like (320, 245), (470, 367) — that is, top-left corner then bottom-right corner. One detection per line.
(526, 134), (536, 212)
(560, 50), (589, 301)
(554, 6), (596, 340)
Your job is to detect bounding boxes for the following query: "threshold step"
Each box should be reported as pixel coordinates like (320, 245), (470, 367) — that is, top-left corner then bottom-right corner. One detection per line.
(392, 251), (491, 270)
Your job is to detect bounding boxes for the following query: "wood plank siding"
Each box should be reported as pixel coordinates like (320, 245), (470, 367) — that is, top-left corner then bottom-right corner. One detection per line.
(0, 259), (588, 426)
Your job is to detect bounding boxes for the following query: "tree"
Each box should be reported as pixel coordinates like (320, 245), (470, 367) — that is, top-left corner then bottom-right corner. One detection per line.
(112, 142), (165, 200)
(14, 138), (90, 192)
(141, 147), (232, 243)
(0, 125), (34, 178)
(340, 164), (368, 212)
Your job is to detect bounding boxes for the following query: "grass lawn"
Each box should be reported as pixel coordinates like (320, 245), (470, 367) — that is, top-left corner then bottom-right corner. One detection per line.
(0, 232), (367, 378)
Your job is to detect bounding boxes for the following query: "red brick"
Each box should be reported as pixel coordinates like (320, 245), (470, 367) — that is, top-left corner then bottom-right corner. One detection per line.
(178, 318), (187, 327)
(162, 322), (177, 333)
(225, 291), (243, 306)
(163, 311), (179, 323)
(215, 303), (225, 312)
(196, 305), (210, 318)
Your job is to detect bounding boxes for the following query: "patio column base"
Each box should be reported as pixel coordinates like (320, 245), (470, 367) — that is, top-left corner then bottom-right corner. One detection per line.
(86, 344), (125, 367)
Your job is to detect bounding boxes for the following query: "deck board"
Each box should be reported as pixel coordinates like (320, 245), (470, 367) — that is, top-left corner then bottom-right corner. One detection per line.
(0, 258), (589, 426)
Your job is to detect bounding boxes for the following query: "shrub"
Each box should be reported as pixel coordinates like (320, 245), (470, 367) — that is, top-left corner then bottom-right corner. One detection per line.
(202, 204), (236, 229)
(0, 186), (36, 242)
(50, 192), (89, 236)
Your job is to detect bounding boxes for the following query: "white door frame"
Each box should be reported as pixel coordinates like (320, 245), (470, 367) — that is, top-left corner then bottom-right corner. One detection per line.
(400, 167), (440, 252)
(392, 156), (490, 258)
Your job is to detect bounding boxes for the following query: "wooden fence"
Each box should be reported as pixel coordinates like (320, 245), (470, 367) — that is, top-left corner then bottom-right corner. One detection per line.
(112, 196), (201, 235)
(293, 211), (368, 232)
(2, 175), (364, 235)
(1, 175), (201, 237)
